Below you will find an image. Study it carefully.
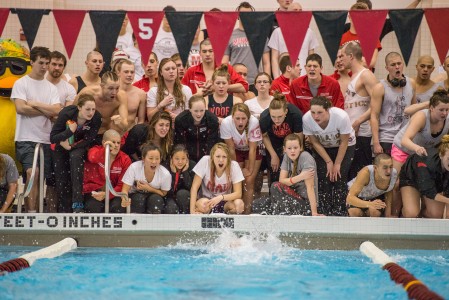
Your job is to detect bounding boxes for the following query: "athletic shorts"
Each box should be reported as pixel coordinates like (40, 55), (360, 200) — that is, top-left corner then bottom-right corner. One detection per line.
(15, 141), (52, 182)
(391, 144), (409, 164)
(235, 149), (262, 163)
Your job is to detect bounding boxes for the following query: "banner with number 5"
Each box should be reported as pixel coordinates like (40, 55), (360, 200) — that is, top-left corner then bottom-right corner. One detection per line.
(127, 11), (164, 67)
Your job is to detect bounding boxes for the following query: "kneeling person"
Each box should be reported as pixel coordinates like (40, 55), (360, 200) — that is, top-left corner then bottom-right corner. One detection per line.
(347, 154), (397, 217)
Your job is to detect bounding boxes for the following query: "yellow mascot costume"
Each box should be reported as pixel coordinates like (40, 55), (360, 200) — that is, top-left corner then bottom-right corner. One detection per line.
(0, 39), (31, 161)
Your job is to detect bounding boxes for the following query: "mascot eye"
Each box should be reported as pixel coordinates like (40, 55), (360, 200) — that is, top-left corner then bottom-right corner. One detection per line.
(0, 61), (5, 76)
(10, 60), (28, 75)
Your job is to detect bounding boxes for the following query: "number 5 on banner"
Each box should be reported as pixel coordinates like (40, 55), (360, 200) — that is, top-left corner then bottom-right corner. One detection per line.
(139, 18), (153, 39)
(127, 11), (164, 65)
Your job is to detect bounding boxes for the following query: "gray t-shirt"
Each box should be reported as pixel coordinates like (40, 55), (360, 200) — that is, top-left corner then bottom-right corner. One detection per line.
(224, 28), (269, 85)
(280, 151), (318, 201)
(0, 154), (19, 189)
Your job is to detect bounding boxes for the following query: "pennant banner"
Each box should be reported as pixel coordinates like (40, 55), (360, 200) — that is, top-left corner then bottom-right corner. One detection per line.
(53, 10), (86, 59)
(89, 10), (126, 73)
(165, 12), (203, 66)
(239, 12), (275, 67)
(13, 9), (50, 49)
(425, 8), (449, 65)
(0, 9), (10, 37)
(127, 11), (164, 67)
(389, 9), (424, 66)
(313, 11), (347, 65)
(276, 11), (312, 66)
(204, 12), (239, 66)
(350, 10), (388, 67)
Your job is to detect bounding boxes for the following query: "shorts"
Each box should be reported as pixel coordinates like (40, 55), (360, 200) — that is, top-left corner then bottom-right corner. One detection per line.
(348, 194), (385, 213)
(15, 141), (52, 183)
(235, 149), (262, 163)
(391, 144), (409, 164)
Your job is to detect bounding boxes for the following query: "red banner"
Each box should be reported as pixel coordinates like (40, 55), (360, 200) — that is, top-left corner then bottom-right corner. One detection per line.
(53, 10), (85, 59)
(127, 11), (164, 67)
(275, 11), (312, 65)
(0, 9), (9, 37)
(350, 10), (388, 67)
(204, 12), (239, 66)
(425, 8), (449, 65)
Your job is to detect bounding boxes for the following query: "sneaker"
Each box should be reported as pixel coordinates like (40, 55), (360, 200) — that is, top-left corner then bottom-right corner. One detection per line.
(72, 202), (84, 213)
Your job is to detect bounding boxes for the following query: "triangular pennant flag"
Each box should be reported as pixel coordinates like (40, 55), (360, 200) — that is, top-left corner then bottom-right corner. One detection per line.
(350, 10), (388, 67)
(313, 11), (348, 65)
(389, 9), (424, 66)
(425, 8), (449, 65)
(13, 9), (49, 49)
(275, 11), (312, 66)
(89, 10), (126, 73)
(53, 10), (86, 59)
(165, 11), (203, 66)
(0, 9), (10, 37)
(127, 11), (164, 67)
(204, 12), (239, 66)
(239, 12), (275, 67)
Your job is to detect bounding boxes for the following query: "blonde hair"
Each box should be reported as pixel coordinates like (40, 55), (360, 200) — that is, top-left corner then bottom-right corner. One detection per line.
(209, 143), (232, 189)
(438, 135), (449, 157)
(156, 58), (186, 110)
(212, 64), (230, 82)
(231, 103), (251, 140)
(269, 92), (288, 111)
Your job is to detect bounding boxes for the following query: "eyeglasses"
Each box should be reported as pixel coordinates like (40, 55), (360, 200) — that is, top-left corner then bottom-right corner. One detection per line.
(256, 80), (269, 84)
(0, 58), (30, 76)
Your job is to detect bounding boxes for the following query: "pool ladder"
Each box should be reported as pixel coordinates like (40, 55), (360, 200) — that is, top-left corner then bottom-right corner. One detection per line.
(16, 143), (131, 213)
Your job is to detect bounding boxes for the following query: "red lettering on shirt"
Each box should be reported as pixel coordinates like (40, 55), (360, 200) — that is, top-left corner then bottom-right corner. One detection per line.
(272, 123), (292, 138)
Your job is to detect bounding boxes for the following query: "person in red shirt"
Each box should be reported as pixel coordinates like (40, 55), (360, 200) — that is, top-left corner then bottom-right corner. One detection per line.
(181, 38), (248, 96)
(133, 52), (158, 92)
(270, 54), (301, 103)
(83, 129), (132, 213)
(289, 53), (344, 114)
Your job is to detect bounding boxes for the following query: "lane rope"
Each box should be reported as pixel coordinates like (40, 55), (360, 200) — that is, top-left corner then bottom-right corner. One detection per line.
(360, 241), (443, 300)
(0, 237), (77, 276)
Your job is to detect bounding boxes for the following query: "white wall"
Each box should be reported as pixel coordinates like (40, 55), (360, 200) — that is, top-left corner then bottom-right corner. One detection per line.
(1, 0), (446, 80)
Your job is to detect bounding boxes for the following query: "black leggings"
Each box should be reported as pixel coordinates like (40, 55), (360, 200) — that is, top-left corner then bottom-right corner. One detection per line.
(349, 136), (373, 181)
(165, 189), (190, 214)
(315, 145), (355, 216)
(84, 194), (124, 213)
(130, 192), (165, 214)
(53, 147), (87, 213)
(266, 146), (284, 188)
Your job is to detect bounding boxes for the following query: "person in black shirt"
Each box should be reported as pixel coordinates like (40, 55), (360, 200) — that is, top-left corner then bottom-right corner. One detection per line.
(260, 92), (303, 186)
(400, 134), (449, 218)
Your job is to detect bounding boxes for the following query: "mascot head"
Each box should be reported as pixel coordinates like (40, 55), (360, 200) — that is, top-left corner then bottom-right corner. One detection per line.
(0, 39), (31, 160)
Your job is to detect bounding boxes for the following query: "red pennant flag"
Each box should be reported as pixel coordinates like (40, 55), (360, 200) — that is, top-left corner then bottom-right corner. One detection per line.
(204, 12), (239, 66)
(53, 10), (85, 59)
(349, 10), (388, 67)
(425, 8), (449, 65)
(275, 11), (312, 65)
(0, 9), (9, 36)
(127, 11), (164, 67)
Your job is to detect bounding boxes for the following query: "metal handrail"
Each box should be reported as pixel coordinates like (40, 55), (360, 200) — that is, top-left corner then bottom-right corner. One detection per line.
(104, 144), (130, 214)
(17, 143), (44, 213)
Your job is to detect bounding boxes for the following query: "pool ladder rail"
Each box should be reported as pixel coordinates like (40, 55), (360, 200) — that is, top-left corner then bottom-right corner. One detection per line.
(15, 143), (131, 213)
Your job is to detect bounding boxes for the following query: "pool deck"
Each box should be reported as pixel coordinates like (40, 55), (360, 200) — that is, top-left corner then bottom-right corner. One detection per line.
(0, 214), (448, 249)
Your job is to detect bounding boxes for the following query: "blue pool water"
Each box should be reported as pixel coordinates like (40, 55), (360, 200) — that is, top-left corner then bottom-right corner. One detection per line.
(1, 232), (448, 299)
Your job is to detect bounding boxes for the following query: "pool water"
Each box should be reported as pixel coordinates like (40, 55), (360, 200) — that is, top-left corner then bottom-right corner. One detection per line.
(1, 232), (448, 299)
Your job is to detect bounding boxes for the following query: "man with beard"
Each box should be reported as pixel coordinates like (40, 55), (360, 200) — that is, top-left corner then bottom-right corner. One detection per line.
(46, 51), (76, 107)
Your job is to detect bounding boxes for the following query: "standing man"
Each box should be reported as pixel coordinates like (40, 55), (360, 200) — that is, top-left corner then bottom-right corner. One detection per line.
(340, 42), (379, 179)
(69, 50), (104, 94)
(415, 55), (444, 104)
(371, 52), (416, 156)
(269, 2), (319, 78)
(222, 2), (270, 93)
(330, 48), (352, 96)
(270, 54), (301, 103)
(46, 51), (77, 107)
(289, 53), (344, 114)
(11, 46), (61, 212)
(182, 39), (248, 96)
(153, 6), (179, 61)
(75, 71), (128, 141)
(116, 60), (146, 129)
(133, 52), (158, 93)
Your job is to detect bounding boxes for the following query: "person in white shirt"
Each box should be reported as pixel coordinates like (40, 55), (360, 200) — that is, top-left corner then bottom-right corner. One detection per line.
(221, 103), (262, 214)
(11, 46), (61, 213)
(121, 143), (172, 213)
(303, 96), (356, 216)
(146, 58), (192, 122)
(269, 2), (319, 78)
(190, 143), (245, 214)
(153, 6), (179, 61)
(245, 72), (274, 119)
